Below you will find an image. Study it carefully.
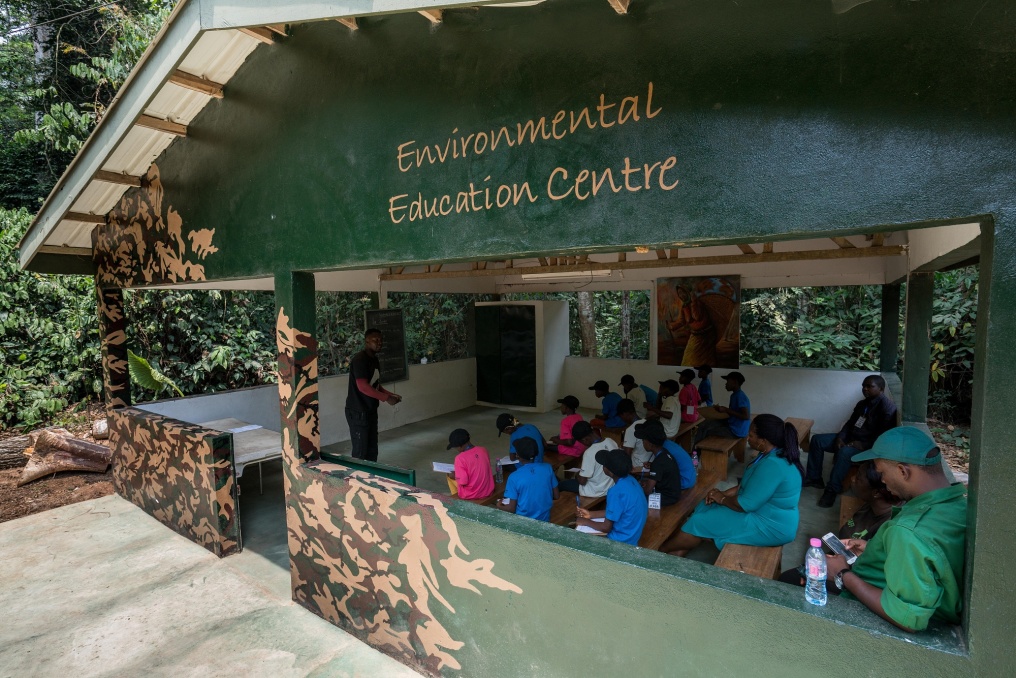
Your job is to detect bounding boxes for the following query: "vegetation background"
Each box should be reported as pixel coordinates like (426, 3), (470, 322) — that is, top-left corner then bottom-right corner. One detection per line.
(0, 2), (976, 461)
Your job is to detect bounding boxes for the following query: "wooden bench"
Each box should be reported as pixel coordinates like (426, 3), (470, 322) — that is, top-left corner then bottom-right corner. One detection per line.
(550, 491), (605, 526)
(638, 467), (721, 551)
(543, 450), (582, 471)
(696, 436), (746, 481)
(461, 480), (506, 506)
(785, 417), (814, 448)
(714, 543), (783, 579)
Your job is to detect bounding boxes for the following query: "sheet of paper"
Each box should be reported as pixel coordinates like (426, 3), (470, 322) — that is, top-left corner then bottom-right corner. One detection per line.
(498, 456), (518, 465)
(432, 462), (455, 473)
(228, 424), (263, 433)
(576, 525), (606, 535)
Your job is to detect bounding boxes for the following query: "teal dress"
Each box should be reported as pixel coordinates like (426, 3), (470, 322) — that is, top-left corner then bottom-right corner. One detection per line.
(682, 450), (802, 548)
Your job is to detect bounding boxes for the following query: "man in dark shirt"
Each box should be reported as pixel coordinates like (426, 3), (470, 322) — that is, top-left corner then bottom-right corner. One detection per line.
(632, 419), (690, 507)
(805, 374), (897, 507)
(345, 328), (402, 461)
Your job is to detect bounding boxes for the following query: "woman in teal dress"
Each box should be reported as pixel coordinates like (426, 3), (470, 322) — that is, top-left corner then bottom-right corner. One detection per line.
(663, 414), (804, 556)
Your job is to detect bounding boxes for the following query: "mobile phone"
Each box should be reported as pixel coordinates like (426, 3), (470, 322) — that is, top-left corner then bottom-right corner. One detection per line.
(822, 532), (858, 565)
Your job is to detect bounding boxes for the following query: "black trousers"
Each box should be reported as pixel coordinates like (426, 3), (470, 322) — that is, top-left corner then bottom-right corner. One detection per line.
(346, 407), (379, 462)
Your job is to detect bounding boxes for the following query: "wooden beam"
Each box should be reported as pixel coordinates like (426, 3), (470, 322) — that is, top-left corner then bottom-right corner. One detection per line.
(38, 245), (92, 257)
(762, 242), (773, 254)
(872, 233), (885, 247)
(265, 24), (287, 37)
(669, 248), (679, 259)
(65, 211), (106, 224)
(737, 244), (756, 255)
(419, 9), (442, 24)
(831, 236), (856, 249)
(617, 252), (626, 262)
(168, 70), (224, 98)
(394, 266), (405, 275)
(655, 249), (668, 259)
(379, 246), (907, 282)
(93, 170), (141, 187)
(336, 17), (358, 30)
(432, 264), (442, 273)
(135, 114), (187, 137)
(607, 0), (632, 15)
(239, 27), (276, 44)
(538, 257), (549, 267)
(506, 259), (513, 268)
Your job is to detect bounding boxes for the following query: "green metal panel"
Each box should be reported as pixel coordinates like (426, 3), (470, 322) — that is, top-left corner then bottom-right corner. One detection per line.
(318, 451), (416, 486)
(903, 272), (934, 422)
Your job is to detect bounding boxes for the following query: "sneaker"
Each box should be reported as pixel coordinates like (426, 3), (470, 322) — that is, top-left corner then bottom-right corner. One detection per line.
(817, 489), (837, 508)
(802, 478), (826, 490)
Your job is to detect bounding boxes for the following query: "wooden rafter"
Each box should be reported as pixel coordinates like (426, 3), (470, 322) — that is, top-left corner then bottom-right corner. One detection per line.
(872, 233), (885, 247)
(737, 244), (756, 255)
(380, 245), (907, 282)
(65, 211), (106, 224)
(655, 249), (668, 259)
(265, 24), (287, 36)
(617, 252), (627, 262)
(168, 70), (225, 98)
(432, 264), (442, 273)
(669, 248), (679, 259)
(136, 114), (187, 136)
(38, 245), (92, 256)
(93, 170), (141, 187)
(239, 27), (276, 44)
(608, 0), (632, 15)
(831, 236), (856, 249)
(394, 266), (405, 275)
(419, 9), (442, 24)
(538, 256), (549, 267)
(336, 17), (358, 30)
(762, 242), (773, 253)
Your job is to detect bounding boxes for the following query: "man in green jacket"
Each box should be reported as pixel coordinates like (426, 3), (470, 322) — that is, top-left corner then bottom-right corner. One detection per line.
(826, 427), (966, 632)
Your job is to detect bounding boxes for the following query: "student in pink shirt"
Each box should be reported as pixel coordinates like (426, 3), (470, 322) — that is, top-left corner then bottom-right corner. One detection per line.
(678, 369), (701, 423)
(446, 429), (495, 500)
(550, 395), (587, 458)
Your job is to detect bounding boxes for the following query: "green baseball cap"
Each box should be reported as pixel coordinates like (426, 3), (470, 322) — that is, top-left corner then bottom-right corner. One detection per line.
(853, 427), (941, 466)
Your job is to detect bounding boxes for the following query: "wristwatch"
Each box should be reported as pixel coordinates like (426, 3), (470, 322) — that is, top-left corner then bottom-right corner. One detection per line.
(834, 567), (851, 591)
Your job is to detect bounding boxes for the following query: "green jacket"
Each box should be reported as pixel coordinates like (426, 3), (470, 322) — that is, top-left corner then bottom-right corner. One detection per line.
(843, 483), (967, 631)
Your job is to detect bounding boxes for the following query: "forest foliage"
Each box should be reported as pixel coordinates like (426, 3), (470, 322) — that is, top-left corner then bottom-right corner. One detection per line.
(0, 1), (979, 434)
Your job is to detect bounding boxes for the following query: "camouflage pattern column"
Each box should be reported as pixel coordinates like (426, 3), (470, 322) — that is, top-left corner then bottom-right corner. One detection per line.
(96, 282), (130, 415)
(274, 270), (320, 467)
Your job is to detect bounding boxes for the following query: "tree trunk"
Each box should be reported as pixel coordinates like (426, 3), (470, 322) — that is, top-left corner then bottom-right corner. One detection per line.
(0, 436), (31, 470)
(621, 291), (631, 359)
(18, 430), (111, 486)
(577, 291), (598, 357)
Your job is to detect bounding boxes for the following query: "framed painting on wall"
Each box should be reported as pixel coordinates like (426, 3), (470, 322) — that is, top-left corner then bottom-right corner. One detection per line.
(656, 276), (741, 369)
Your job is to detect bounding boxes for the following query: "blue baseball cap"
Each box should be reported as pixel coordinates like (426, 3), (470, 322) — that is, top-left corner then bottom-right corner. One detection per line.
(853, 427), (941, 466)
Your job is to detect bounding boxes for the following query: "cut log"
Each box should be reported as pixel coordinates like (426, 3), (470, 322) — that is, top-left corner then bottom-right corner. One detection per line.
(17, 430), (111, 486)
(0, 436), (31, 470)
(92, 419), (109, 440)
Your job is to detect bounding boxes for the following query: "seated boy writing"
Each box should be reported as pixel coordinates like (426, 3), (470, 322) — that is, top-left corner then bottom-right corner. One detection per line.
(498, 437), (559, 522)
(633, 419), (696, 506)
(558, 420), (616, 498)
(445, 428), (495, 500)
(576, 448), (649, 546)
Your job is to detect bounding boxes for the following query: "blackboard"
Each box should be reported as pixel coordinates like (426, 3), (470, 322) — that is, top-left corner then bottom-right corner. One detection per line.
(364, 308), (408, 383)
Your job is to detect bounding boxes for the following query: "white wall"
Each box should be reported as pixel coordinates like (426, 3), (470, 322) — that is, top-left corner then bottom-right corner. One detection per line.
(541, 301), (570, 412)
(137, 358), (478, 445)
(558, 357), (879, 434)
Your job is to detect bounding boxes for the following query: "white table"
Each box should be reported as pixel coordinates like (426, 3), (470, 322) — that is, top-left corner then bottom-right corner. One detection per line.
(199, 418), (282, 494)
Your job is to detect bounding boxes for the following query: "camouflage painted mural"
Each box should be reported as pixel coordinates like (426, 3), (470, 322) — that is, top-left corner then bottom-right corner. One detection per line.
(109, 407), (240, 557)
(92, 164), (218, 288)
(96, 284), (129, 413)
(274, 307), (522, 675)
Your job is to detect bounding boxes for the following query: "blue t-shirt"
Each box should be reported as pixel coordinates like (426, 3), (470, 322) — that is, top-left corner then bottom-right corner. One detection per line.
(601, 392), (625, 428)
(727, 390), (751, 437)
(662, 439), (697, 490)
(639, 384), (659, 408)
(604, 475), (649, 545)
(509, 424), (545, 464)
(698, 377), (713, 406)
(504, 462), (558, 522)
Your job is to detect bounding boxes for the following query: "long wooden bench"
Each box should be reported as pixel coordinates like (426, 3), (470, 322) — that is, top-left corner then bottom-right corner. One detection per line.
(461, 480), (506, 506)
(638, 467), (721, 551)
(785, 417), (815, 448)
(696, 436), (746, 481)
(550, 491), (605, 526)
(714, 543), (783, 579)
(543, 450), (583, 471)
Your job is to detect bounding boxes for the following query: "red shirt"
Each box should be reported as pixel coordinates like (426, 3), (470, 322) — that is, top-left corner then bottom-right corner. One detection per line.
(558, 413), (587, 457)
(679, 383), (701, 423)
(454, 445), (495, 500)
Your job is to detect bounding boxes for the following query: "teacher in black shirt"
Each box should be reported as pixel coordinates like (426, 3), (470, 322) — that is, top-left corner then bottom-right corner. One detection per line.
(345, 328), (402, 461)
(804, 374), (897, 507)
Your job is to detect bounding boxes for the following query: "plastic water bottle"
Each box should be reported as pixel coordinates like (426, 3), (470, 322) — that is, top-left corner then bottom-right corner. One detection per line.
(691, 450), (700, 469)
(805, 538), (828, 606)
(495, 459), (503, 484)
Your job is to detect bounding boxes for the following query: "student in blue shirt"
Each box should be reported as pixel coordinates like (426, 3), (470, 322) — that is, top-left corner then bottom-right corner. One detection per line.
(496, 413), (547, 464)
(694, 371), (750, 444)
(696, 365), (714, 407)
(498, 437), (559, 521)
(577, 448), (649, 546)
(589, 379), (626, 428)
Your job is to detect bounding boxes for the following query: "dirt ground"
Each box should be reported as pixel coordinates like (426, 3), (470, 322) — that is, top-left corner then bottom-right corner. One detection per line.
(0, 402), (114, 523)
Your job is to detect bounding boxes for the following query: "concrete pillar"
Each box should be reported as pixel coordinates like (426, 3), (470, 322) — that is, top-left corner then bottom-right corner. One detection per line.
(274, 271), (320, 464)
(879, 283), (901, 374)
(96, 283), (130, 414)
(901, 271), (934, 422)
